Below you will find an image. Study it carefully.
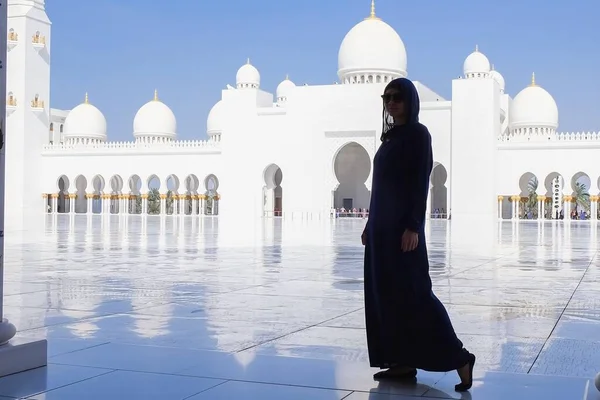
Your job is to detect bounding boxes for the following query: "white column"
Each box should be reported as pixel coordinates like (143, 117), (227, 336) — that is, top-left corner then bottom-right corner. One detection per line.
(192, 196), (198, 215)
(511, 196), (517, 220)
(172, 195), (179, 215)
(160, 194), (166, 215)
(497, 196), (503, 219)
(591, 196), (598, 221)
(52, 194), (58, 213)
(86, 195), (93, 214)
(564, 197), (571, 220)
(69, 195), (76, 214)
(142, 194), (148, 214)
(539, 197), (546, 220)
(103, 194), (110, 214)
(42, 194), (48, 213)
(0, 1), (47, 374)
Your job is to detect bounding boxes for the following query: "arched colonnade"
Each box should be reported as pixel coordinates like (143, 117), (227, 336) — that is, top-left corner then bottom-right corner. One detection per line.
(44, 173), (220, 216)
(499, 171), (600, 220)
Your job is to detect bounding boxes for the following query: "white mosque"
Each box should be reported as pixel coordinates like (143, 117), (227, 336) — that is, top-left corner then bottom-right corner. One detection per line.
(4, 0), (600, 227)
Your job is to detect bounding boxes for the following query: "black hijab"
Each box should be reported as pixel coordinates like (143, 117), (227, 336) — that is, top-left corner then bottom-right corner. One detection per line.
(381, 77), (420, 141)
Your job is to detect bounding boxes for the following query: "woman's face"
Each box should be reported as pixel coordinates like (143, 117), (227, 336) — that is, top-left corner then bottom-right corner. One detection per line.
(382, 89), (405, 121)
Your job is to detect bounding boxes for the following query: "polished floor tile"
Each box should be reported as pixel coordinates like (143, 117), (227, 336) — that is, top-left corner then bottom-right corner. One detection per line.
(426, 370), (590, 399)
(27, 370), (225, 400)
(344, 393), (441, 400)
(186, 380), (351, 399)
(1, 215), (599, 399)
(50, 342), (216, 374)
(530, 338), (600, 378)
(0, 364), (112, 399)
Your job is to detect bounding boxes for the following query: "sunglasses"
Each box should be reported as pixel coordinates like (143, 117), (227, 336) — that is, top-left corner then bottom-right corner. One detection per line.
(381, 93), (403, 103)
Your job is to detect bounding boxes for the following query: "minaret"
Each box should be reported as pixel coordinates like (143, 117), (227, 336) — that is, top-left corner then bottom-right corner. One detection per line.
(5, 0), (51, 224)
(0, 0), (48, 375)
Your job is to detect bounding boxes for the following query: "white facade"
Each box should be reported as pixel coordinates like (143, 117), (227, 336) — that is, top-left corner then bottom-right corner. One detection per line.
(4, 1), (600, 226)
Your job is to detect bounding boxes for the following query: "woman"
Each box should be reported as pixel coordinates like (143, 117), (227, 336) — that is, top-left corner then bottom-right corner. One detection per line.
(362, 78), (476, 392)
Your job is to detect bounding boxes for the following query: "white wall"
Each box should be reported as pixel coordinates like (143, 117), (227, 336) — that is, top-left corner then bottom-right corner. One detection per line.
(5, 2), (51, 225)
(451, 77), (500, 220)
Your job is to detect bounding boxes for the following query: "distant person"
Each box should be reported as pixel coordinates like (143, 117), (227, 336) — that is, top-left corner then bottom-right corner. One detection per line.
(361, 78), (475, 392)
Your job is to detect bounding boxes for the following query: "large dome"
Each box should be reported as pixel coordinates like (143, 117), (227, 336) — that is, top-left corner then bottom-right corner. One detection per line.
(276, 75), (296, 103)
(510, 73), (558, 132)
(337, 3), (407, 84)
(133, 90), (177, 139)
(236, 59), (260, 89)
(63, 93), (107, 142)
(463, 46), (491, 78)
(207, 100), (224, 136)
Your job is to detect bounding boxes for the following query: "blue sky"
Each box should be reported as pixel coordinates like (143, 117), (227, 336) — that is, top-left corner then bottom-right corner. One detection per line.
(47, 0), (600, 141)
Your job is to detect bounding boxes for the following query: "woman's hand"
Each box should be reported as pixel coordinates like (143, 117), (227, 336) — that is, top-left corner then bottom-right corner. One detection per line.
(401, 229), (418, 252)
(361, 228), (367, 246)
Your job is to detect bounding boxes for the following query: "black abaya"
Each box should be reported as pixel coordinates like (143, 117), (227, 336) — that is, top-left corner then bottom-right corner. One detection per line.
(364, 78), (470, 372)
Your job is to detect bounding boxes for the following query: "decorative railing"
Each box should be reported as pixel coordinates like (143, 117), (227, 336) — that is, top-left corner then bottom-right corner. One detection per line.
(42, 139), (221, 151)
(499, 131), (600, 143)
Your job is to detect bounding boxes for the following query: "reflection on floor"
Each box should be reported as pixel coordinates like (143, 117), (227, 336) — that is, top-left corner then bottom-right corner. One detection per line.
(1, 214), (599, 399)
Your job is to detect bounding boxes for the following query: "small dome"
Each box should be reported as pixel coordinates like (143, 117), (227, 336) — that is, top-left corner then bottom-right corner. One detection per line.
(207, 100), (224, 136)
(510, 73), (558, 131)
(490, 67), (505, 92)
(63, 93), (107, 141)
(276, 76), (296, 102)
(133, 90), (177, 139)
(338, 3), (407, 84)
(236, 59), (260, 89)
(463, 46), (491, 78)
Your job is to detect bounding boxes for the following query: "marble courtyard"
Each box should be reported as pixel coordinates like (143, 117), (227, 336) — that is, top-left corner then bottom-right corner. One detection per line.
(1, 215), (600, 399)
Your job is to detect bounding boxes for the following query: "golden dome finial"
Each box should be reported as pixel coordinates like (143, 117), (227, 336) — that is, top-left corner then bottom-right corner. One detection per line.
(475, 44), (479, 52)
(84, 92), (89, 104)
(530, 72), (536, 86)
(246, 58), (251, 65)
(366, 0), (380, 20)
(285, 73), (289, 80)
(153, 89), (159, 101)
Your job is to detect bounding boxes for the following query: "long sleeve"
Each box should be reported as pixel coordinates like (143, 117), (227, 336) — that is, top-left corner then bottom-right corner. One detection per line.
(403, 127), (433, 232)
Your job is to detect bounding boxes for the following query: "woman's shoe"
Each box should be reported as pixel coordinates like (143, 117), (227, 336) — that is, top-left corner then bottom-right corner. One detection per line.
(374, 367), (417, 380)
(455, 352), (476, 392)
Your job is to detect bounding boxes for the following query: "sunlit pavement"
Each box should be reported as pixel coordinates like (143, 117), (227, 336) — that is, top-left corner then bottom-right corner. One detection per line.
(1, 215), (599, 399)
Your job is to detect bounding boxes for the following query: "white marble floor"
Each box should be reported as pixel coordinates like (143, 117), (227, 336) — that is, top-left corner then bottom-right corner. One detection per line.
(1, 214), (600, 399)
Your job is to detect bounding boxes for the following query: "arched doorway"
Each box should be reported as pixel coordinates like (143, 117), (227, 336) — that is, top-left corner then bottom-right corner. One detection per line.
(430, 163), (448, 219)
(570, 172), (591, 219)
(204, 174), (219, 215)
(92, 175), (105, 213)
(519, 172), (539, 219)
(184, 174), (200, 215)
(74, 175), (88, 213)
(333, 142), (371, 216)
(263, 164), (283, 217)
(166, 174), (180, 215)
(57, 175), (70, 213)
(128, 175), (142, 214)
(109, 175), (123, 214)
(147, 175), (161, 215)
